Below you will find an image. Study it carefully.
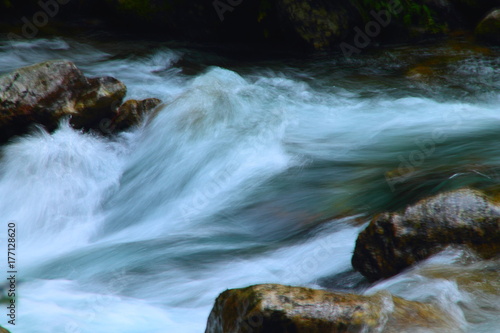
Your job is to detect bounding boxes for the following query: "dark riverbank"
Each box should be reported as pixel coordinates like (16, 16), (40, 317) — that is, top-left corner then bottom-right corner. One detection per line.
(1, 0), (499, 53)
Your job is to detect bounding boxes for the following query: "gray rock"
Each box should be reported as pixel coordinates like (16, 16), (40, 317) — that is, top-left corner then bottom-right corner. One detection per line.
(352, 188), (500, 281)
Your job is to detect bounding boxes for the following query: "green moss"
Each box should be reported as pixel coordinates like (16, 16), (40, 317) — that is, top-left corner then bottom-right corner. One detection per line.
(358, 0), (446, 35)
(116, 0), (153, 17)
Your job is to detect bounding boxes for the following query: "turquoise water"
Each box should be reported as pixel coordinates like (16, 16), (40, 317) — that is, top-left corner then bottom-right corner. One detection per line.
(0, 36), (499, 332)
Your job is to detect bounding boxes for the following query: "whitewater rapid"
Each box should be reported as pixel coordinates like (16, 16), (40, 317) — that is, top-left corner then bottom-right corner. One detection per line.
(0, 37), (498, 332)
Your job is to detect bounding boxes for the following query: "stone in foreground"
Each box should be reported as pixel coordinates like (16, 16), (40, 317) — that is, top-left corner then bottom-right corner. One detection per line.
(205, 284), (455, 333)
(475, 9), (500, 44)
(352, 188), (500, 281)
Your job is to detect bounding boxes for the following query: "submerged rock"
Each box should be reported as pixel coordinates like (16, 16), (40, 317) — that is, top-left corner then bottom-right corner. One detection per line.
(205, 283), (455, 333)
(111, 98), (162, 132)
(352, 188), (500, 281)
(475, 9), (500, 44)
(0, 60), (126, 142)
(420, 258), (500, 296)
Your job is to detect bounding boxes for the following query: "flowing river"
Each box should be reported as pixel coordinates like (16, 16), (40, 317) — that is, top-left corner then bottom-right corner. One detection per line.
(0, 35), (498, 332)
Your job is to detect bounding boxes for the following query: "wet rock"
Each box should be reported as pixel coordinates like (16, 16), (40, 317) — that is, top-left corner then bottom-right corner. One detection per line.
(205, 283), (455, 333)
(352, 188), (500, 281)
(0, 60), (126, 142)
(108, 98), (162, 133)
(0, 326), (9, 333)
(475, 9), (500, 44)
(71, 76), (127, 129)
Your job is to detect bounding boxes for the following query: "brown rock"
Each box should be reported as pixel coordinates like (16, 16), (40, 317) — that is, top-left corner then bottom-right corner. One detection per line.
(71, 76), (127, 129)
(205, 284), (456, 333)
(111, 98), (162, 132)
(0, 60), (126, 142)
(352, 188), (500, 282)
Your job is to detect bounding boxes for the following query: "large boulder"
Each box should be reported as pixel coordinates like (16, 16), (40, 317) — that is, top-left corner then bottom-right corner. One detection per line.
(272, 0), (454, 50)
(205, 284), (456, 333)
(0, 60), (126, 142)
(475, 8), (500, 44)
(352, 189), (500, 281)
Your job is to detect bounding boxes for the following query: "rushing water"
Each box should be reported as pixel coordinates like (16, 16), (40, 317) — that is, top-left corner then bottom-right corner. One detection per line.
(0, 35), (499, 332)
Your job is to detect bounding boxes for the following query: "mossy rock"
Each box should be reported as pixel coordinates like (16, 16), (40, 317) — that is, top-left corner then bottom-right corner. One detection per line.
(356, 0), (449, 35)
(111, 98), (162, 132)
